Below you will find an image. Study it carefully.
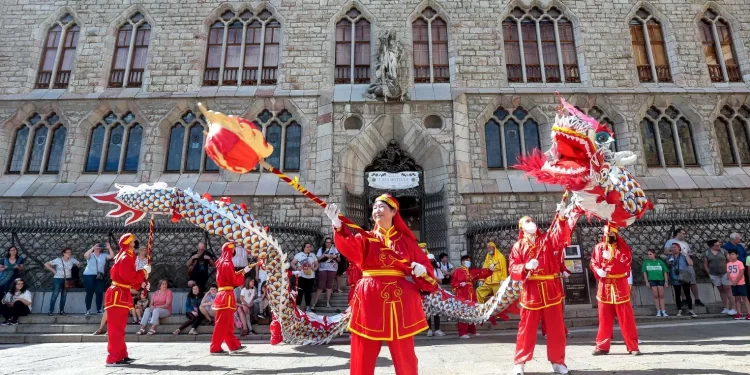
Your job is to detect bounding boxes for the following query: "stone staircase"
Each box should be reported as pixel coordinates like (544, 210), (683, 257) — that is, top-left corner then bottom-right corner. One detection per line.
(0, 302), (731, 344)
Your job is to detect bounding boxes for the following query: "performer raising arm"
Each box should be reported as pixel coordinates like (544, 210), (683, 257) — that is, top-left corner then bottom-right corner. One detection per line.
(210, 242), (254, 355)
(509, 207), (573, 375)
(325, 194), (437, 375)
(451, 255), (493, 338)
(105, 233), (150, 367)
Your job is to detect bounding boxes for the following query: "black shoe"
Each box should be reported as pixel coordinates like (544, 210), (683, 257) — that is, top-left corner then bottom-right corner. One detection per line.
(59, 311), (66, 316)
(695, 300), (705, 307)
(48, 313), (54, 316)
(250, 330), (258, 335)
(210, 350), (228, 356)
(123, 357), (136, 364)
(230, 345), (247, 354)
(105, 359), (130, 367)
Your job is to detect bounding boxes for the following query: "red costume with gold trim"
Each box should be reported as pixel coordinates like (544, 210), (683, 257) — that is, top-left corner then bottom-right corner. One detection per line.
(509, 216), (571, 366)
(210, 242), (248, 353)
(334, 194), (437, 375)
(347, 262), (362, 304)
(590, 229), (640, 353)
(451, 266), (492, 336)
(105, 233), (147, 365)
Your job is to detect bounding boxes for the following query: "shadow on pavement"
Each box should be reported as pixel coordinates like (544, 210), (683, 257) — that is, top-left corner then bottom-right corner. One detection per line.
(127, 363), (235, 372)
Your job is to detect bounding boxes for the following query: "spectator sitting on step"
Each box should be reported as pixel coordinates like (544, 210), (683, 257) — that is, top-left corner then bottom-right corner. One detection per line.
(1, 278), (32, 325)
(254, 283), (270, 320)
(239, 278), (257, 334)
(200, 285), (218, 324)
(233, 285), (252, 337)
(437, 253), (454, 285)
(0, 246), (25, 298)
(136, 280), (173, 335)
(174, 284), (204, 335)
(133, 289), (149, 324)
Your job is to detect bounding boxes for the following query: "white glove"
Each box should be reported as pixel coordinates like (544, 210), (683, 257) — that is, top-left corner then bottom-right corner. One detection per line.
(478, 281), (484, 287)
(556, 202), (567, 217)
(602, 250), (611, 260)
(562, 271), (570, 278)
(292, 271), (301, 276)
(411, 262), (427, 277)
(243, 265), (253, 274)
(596, 269), (607, 278)
(325, 204), (342, 229)
(142, 264), (151, 274)
(489, 264), (496, 271)
(459, 282), (467, 287)
(525, 259), (539, 270)
(145, 282), (151, 291)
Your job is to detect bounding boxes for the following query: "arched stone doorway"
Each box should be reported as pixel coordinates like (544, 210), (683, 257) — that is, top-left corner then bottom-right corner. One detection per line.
(344, 139), (447, 255)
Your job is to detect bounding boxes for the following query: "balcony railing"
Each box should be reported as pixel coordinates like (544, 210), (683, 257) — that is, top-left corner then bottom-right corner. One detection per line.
(127, 69), (143, 88)
(545, 66), (561, 83)
(637, 65), (653, 82)
(222, 68), (238, 86)
(433, 65), (449, 83)
(414, 66), (430, 83)
(708, 64), (723, 83)
(655, 65), (671, 82)
(564, 65), (580, 83)
(261, 67), (277, 84)
(203, 68), (220, 86)
(109, 70), (125, 88)
(525, 65), (542, 83)
(353, 65), (369, 84)
(727, 65), (742, 83)
(507, 64), (523, 83)
(53, 71), (70, 89)
(241, 68), (257, 85)
(36, 71), (52, 89)
(334, 66), (350, 84)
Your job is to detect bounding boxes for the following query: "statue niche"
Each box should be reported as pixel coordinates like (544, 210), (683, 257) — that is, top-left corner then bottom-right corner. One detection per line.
(366, 30), (409, 102)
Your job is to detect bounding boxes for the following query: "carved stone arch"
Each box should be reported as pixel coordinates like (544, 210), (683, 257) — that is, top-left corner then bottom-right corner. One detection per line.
(29, 8), (86, 90)
(101, 6), (157, 90)
(625, 2), (682, 84)
(327, 1), (378, 86)
(499, 0), (589, 85)
(694, 2), (750, 83)
(633, 96), (719, 175)
(475, 95), (549, 175)
(338, 114), (449, 195)
(405, 0), (456, 86)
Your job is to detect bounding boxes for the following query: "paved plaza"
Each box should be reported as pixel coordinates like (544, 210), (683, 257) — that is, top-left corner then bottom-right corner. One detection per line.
(1, 319), (747, 375)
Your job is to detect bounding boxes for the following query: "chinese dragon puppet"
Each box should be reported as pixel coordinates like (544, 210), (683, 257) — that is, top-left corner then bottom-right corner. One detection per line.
(89, 98), (650, 345)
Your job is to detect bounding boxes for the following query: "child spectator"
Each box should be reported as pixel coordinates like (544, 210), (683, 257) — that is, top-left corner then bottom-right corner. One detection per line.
(174, 284), (204, 335)
(200, 285), (218, 324)
(133, 290), (149, 324)
(642, 249), (669, 317)
(726, 248), (750, 320)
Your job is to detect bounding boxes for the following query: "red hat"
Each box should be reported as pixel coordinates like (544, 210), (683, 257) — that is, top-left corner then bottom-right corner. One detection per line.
(219, 242), (236, 263)
(119, 233), (136, 249)
(374, 194), (416, 242)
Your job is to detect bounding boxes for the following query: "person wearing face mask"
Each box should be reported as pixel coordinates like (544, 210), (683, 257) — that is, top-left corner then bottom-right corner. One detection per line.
(451, 255), (494, 338)
(509, 208), (573, 375)
(325, 194), (438, 375)
(590, 226), (641, 356)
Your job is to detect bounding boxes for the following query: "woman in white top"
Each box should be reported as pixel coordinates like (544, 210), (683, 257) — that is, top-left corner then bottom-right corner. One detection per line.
(83, 242), (114, 315)
(1, 278), (32, 325)
(313, 237), (340, 309)
(237, 278), (256, 335)
(44, 247), (80, 316)
(291, 243), (318, 312)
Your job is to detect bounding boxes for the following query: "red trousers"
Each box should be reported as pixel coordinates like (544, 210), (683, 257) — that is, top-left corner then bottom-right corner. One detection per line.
(540, 316), (569, 336)
(210, 309), (241, 353)
(515, 303), (566, 365)
(350, 334), (417, 375)
(106, 307), (129, 364)
(457, 322), (477, 336)
(595, 302), (639, 352)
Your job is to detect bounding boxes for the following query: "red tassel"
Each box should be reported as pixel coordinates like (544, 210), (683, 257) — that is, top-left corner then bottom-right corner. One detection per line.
(202, 193), (213, 201)
(239, 202), (247, 211)
(219, 196), (232, 204)
(171, 211), (182, 223)
(269, 315), (282, 345)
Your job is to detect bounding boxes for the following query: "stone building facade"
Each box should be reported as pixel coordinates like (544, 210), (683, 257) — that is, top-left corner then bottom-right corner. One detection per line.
(2, 0), (750, 261)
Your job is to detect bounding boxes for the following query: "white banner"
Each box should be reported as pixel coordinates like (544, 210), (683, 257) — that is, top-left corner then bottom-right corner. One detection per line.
(367, 171), (420, 190)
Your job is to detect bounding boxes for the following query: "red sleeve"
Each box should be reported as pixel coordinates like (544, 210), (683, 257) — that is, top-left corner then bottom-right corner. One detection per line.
(543, 217), (572, 253)
(451, 268), (467, 289)
(590, 243), (606, 279)
(118, 253), (146, 286)
(333, 226), (366, 267)
(232, 270), (246, 287)
(509, 242), (527, 281)
(471, 268), (493, 281)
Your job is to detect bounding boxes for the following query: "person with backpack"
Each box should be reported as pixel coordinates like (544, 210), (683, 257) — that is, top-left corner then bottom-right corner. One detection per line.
(44, 247), (80, 316)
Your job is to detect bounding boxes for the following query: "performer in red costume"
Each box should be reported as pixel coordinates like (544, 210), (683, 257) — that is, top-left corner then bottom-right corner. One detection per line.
(590, 226), (641, 356)
(105, 233), (150, 367)
(510, 212), (572, 375)
(325, 194), (438, 375)
(451, 255), (493, 338)
(347, 262), (362, 304)
(211, 242), (254, 355)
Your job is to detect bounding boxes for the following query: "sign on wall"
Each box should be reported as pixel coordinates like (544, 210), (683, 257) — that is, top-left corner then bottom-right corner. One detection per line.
(367, 171), (420, 190)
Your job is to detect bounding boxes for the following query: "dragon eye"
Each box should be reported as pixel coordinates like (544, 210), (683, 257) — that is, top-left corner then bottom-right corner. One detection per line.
(595, 131), (611, 144)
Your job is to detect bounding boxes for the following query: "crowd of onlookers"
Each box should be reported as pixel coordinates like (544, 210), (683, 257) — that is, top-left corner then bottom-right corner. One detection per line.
(3, 228), (749, 333)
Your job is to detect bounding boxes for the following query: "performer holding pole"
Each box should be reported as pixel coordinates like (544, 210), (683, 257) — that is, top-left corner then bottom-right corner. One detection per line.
(325, 194), (437, 375)
(509, 204), (573, 375)
(451, 255), (493, 338)
(210, 242), (255, 355)
(590, 226), (641, 356)
(105, 233), (150, 367)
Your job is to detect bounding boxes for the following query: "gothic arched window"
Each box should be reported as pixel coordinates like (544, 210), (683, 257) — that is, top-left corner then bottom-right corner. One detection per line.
(164, 111), (219, 173)
(85, 112), (142, 173)
(7, 113), (67, 174)
(485, 106), (540, 169)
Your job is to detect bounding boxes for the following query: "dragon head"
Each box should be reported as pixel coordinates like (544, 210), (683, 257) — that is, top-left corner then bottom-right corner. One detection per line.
(89, 183), (177, 225)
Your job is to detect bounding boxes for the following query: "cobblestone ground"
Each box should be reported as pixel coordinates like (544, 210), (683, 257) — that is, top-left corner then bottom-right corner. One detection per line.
(1, 320), (748, 375)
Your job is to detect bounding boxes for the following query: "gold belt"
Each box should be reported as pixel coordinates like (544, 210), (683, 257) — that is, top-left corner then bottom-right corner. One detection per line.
(605, 273), (627, 279)
(528, 274), (560, 281)
(112, 281), (131, 289)
(362, 270), (405, 277)
(218, 286), (234, 292)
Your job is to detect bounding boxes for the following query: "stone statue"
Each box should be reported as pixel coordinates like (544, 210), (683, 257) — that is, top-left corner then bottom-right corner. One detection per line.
(367, 30), (408, 102)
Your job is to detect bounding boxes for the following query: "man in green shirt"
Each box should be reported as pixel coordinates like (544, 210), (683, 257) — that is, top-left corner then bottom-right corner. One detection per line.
(641, 249), (669, 317)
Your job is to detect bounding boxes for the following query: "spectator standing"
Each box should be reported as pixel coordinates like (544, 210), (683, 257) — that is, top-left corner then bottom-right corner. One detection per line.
(0, 247), (25, 297)
(136, 280), (172, 335)
(83, 242), (114, 315)
(667, 243), (697, 318)
(291, 243), (318, 312)
(641, 249), (669, 317)
(313, 238), (339, 309)
(437, 253), (455, 285)
(186, 242), (215, 291)
(664, 228), (704, 306)
(335, 249), (348, 293)
(726, 248), (750, 320)
(723, 233), (748, 303)
(44, 248), (80, 316)
(703, 239), (735, 315)
(200, 285), (218, 323)
(1, 278), (32, 324)
(174, 284), (204, 335)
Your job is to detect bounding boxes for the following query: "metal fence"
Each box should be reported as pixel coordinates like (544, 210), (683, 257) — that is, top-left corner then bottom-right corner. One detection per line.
(467, 208), (750, 284)
(0, 216), (324, 290)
